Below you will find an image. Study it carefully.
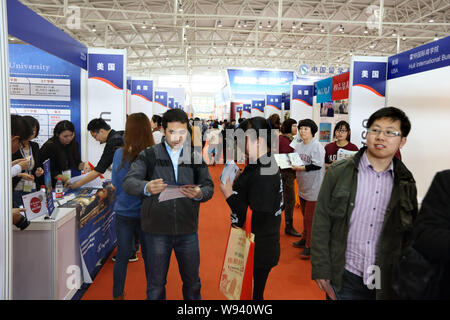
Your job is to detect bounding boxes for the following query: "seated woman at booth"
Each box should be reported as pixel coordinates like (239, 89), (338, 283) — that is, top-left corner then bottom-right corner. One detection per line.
(38, 120), (87, 187)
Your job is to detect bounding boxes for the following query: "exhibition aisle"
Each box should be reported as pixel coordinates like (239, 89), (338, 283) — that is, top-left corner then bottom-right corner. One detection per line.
(81, 164), (324, 300)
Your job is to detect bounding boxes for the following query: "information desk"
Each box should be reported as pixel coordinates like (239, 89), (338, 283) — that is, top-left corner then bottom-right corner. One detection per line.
(13, 207), (81, 300)
(12, 183), (117, 300)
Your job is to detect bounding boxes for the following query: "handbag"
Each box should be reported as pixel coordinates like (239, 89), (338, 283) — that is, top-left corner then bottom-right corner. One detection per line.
(219, 209), (255, 300)
(391, 245), (445, 300)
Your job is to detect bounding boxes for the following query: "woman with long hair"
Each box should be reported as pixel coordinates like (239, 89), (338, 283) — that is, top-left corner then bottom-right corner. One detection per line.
(38, 120), (86, 187)
(112, 112), (155, 300)
(220, 117), (283, 300)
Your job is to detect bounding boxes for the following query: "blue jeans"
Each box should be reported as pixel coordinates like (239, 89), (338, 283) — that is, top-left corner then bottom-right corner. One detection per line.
(333, 269), (376, 300)
(141, 232), (201, 300)
(112, 214), (142, 298)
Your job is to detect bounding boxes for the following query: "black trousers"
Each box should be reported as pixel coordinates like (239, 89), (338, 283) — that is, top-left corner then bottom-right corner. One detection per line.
(253, 267), (272, 300)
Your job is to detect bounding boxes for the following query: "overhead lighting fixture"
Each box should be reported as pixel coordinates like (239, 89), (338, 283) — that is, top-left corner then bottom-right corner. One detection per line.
(185, 21), (190, 28)
(364, 27), (368, 34)
(151, 25), (156, 30)
(292, 22), (296, 29)
(300, 23), (304, 31)
(434, 34), (439, 41)
(217, 20), (222, 27)
(237, 21), (241, 28)
(392, 30), (397, 37)
(259, 22), (263, 29)
(267, 21), (271, 28)
(338, 24), (343, 32)
(243, 21), (247, 28)
(402, 34), (407, 41)
(92, 25), (96, 32)
(141, 22), (147, 29)
(429, 17), (434, 23)
(178, 1), (183, 12)
(320, 24), (325, 33)
(369, 42), (375, 49)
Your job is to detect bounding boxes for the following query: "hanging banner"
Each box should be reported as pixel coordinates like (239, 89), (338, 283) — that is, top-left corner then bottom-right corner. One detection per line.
(349, 57), (388, 148)
(227, 69), (294, 94)
(251, 99), (265, 117)
(242, 104), (252, 118)
(130, 79), (153, 119)
(290, 84), (313, 122)
(87, 49), (126, 170)
(316, 78), (333, 103)
(42, 159), (55, 217)
(388, 36), (450, 80)
(265, 94), (282, 118)
(332, 72), (350, 100)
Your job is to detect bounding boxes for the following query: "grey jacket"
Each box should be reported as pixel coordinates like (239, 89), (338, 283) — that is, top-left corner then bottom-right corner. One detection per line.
(122, 142), (214, 235)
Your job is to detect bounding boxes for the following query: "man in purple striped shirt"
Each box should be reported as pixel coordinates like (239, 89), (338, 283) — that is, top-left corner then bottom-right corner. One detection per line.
(311, 107), (418, 300)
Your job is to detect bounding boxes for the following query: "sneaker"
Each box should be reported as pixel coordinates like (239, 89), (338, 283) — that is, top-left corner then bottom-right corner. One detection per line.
(292, 238), (306, 248)
(128, 252), (138, 262)
(112, 253), (139, 262)
(300, 247), (311, 260)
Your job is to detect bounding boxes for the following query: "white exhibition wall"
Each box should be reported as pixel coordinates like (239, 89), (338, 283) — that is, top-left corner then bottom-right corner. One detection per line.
(386, 65), (450, 201)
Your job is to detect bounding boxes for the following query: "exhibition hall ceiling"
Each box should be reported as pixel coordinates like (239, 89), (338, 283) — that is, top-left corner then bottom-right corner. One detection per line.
(17, 0), (450, 75)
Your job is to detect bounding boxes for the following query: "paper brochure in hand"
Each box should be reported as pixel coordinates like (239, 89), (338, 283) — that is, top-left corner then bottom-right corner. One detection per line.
(220, 161), (240, 184)
(274, 153), (304, 169)
(337, 149), (357, 161)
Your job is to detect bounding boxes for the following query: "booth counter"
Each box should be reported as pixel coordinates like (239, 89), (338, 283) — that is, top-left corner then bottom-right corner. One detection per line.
(13, 207), (80, 300)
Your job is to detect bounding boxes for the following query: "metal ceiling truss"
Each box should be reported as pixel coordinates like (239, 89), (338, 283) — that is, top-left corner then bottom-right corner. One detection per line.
(17, 0), (450, 75)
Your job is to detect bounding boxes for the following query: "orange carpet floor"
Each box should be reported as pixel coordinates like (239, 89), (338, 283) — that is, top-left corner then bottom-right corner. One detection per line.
(81, 164), (325, 300)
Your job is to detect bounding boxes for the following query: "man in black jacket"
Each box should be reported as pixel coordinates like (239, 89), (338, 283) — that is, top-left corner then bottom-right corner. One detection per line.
(412, 170), (450, 299)
(68, 118), (123, 189)
(123, 109), (214, 300)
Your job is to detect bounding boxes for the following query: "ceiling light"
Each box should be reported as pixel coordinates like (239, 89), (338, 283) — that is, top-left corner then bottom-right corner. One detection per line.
(141, 22), (146, 29)
(185, 21), (190, 28)
(320, 25), (325, 33)
(259, 22), (263, 29)
(402, 34), (407, 41)
(392, 30), (397, 37)
(364, 27), (368, 34)
(292, 22), (296, 29)
(338, 25), (343, 32)
(434, 34), (439, 41)
(369, 43), (375, 49)
(300, 23), (304, 31)
(151, 25), (156, 30)
(267, 21), (271, 28)
(237, 21), (241, 28)
(178, 1), (183, 12)
(217, 20), (222, 27)
(92, 26), (96, 32)
(429, 17), (434, 23)
(243, 21), (247, 27)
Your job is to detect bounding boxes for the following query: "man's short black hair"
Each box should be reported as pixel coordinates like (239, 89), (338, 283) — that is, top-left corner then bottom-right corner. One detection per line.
(152, 114), (162, 127)
(11, 114), (32, 141)
(298, 119), (318, 137)
(162, 109), (189, 129)
(366, 107), (411, 137)
(87, 118), (111, 132)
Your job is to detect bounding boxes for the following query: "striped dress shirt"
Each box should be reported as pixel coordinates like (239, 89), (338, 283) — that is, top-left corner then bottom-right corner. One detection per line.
(344, 151), (394, 284)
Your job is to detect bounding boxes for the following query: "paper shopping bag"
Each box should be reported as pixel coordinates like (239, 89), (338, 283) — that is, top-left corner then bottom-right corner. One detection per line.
(219, 209), (255, 300)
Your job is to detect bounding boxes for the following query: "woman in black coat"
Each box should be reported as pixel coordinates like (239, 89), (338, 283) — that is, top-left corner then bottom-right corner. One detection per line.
(38, 120), (85, 187)
(412, 170), (450, 299)
(220, 117), (282, 300)
(12, 116), (44, 206)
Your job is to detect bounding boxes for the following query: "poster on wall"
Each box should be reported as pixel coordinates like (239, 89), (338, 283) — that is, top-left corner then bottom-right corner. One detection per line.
(153, 91), (168, 115)
(319, 123), (332, 143)
(9, 44), (81, 148)
(316, 78), (333, 103)
(242, 104), (252, 118)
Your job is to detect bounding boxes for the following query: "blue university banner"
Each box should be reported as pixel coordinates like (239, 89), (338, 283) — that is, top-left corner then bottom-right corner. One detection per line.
(227, 69), (294, 94)
(353, 61), (387, 97)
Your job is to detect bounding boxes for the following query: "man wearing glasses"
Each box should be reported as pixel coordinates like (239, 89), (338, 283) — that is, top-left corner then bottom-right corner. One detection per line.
(311, 107), (418, 300)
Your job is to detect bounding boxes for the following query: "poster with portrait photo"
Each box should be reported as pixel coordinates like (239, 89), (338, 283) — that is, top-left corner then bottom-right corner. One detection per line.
(320, 102), (335, 117)
(333, 99), (349, 115)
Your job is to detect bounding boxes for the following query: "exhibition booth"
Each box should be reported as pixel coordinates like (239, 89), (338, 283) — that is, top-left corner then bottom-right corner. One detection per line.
(1, 0), (449, 300)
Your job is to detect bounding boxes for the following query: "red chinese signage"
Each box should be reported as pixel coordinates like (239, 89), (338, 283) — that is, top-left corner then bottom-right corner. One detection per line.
(332, 72), (349, 100)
